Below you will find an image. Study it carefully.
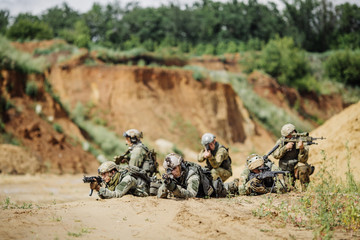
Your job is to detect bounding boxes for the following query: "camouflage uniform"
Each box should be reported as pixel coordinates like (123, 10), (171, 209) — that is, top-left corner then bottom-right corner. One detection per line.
(198, 142), (232, 182)
(157, 162), (200, 199)
(238, 161), (283, 195)
(98, 168), (149, 199)
(272, 137), (310, 188)
(123, 142), (150, 170)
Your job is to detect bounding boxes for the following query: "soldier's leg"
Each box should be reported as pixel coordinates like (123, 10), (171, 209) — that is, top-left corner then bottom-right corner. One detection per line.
(295, 163), (311, 192)
(245, 178), (268, 195)
(270, 164), (287, 193)
(211, 168), (232, 182)
(114, 175), (137, 198)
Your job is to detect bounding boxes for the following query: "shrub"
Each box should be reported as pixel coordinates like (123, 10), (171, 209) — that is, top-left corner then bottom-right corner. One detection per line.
(325, 50), (360, 87)
(25, 81), (38, 98)
(7, 19), (53, 40)
(259, 37), (310, 87)
(53, 123), (63, 133)
(0, 36), (48, 73)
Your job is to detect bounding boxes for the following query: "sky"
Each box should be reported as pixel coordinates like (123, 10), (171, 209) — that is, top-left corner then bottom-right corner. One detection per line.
(0, 0), (359, 16)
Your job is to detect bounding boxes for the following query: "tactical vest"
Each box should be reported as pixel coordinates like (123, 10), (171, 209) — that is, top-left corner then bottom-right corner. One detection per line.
(131, 143), (159, 177)
(278, 139), (299, 171)
(206, 144), (232, 172)
(186, 162), (227, 198)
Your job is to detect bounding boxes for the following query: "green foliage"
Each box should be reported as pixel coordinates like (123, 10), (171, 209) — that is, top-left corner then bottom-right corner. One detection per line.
(0, 10), (9, 34)
(25, 81), (38, 98)
(184, 65), (207, 82)
(0, 36), (48, 73)
(209, 70), (312, 137)
(325, 49), (360, 86)
(70, 102), (127, 160)
(2, 197), (33, 209)
(252, 149), (360, 238)
(7, 17), (53, 40)
(260, 37), (310, 86)
(53, 123), (63, 133)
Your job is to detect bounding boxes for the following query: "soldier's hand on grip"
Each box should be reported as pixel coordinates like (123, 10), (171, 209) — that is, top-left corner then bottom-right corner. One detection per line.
(165, 179), (177, 191)
(90, 181), (100, 192)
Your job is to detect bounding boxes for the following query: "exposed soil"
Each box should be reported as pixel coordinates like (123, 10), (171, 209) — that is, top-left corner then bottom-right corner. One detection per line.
(1, 41), (359, 239)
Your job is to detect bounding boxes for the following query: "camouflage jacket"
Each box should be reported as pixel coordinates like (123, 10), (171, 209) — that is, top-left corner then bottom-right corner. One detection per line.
(238, 161), (280, 195)
(123, 142), (148, 169)
(272, 138), (309, 164)
(197, 142), (232, 174)
(157, 162), (200, 199)
(98, 169), (148, 199)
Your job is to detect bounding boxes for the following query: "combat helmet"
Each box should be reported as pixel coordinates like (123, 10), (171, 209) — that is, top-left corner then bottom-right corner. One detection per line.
(281, 123), (296, 137)
(201, 133), (215, 146)
(246, 154), (264, 171)
(163, 153), (184, 170)
(123, 129), (143, 143)
(98, 161), (117, 174)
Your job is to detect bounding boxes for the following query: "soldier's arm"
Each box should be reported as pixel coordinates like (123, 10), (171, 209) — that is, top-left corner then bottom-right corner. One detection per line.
(197, 149), (206, 162)
(298, 146), (309, 163)
(208, 147), (228, 169)
(98, 175), (137, 199)
(172, 174), (200, 199)
(272, 140), (287, 159)
(238, 167), (250, 195)
(129, 147), (146, 168)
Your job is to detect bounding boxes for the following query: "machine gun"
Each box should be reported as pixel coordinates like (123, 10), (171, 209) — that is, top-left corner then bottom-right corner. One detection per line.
(255, 169), (289, 193)
(82, 176), (102, 196)
(283, 132), (325, 149)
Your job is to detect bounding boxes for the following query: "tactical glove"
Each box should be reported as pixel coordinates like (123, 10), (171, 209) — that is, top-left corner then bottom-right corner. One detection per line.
(165, 179), (177, 192)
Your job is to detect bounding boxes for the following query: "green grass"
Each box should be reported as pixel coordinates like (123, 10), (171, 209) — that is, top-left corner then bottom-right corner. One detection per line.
(2, 197), (34, 209)
(70, 102), (127, 161)
(0, 36), (48, 73)
(251, 148), (360, 238)
(208, 70), (312, 137)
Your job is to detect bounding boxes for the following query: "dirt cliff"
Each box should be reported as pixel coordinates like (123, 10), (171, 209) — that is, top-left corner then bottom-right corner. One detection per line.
(0, 70), (98, 174)
(47, 62), (274, 157)
(309, 101), (360, 181)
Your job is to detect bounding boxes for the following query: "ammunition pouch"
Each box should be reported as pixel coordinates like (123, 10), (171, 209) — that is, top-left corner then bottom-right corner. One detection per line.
(279, 159), (298, 172)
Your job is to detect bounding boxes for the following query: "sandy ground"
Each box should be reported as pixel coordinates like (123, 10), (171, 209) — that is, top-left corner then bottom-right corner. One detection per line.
(0, 173), (358, 240)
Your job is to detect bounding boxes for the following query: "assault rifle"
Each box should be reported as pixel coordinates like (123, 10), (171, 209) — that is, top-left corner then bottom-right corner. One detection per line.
(263, 143), (280, 162)
(283, 132), (325, 149)
(162, 168), (174, 185)
(255, 169), (289, 193)
(113, 149), (130, 165)
(263, 132), (325, 161)
(82, 176), (102, 196)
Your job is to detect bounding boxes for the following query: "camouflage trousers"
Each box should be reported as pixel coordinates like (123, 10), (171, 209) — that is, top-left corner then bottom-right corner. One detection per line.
(98, 175), (149, 199)
(211, 167), (232, 182)
(294, 162), (312, 192)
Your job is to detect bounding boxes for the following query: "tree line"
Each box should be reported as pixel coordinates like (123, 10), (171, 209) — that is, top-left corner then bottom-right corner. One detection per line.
(0, 0), (359, 52)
